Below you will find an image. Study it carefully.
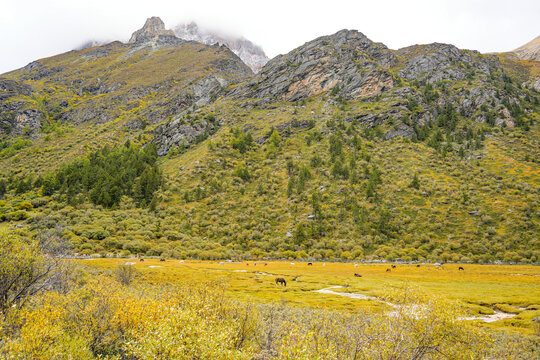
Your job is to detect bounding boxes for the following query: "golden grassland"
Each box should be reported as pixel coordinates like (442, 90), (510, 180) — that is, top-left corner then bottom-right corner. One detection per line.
(78, 259), (540, 334)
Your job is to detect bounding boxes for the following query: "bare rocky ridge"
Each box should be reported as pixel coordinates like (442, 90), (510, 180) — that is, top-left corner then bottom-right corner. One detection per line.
(511, 35), (540, 62)
(174, 22), (267, 73)
(229, 30), (509, 127)
(231, 30), (397, 102)
(395, 43), (500, 83)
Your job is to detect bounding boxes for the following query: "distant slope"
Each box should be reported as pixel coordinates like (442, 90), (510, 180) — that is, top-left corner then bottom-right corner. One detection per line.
(174, 22), (268, 73)
(512, 35), (540, 62)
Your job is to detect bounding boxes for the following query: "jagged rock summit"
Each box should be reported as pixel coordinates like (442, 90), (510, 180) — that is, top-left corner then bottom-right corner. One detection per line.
(511, 35), (540, 62)
(129, 16), (176, 43)
(174, 22), (268, 73)
(231, 29), (397, 102)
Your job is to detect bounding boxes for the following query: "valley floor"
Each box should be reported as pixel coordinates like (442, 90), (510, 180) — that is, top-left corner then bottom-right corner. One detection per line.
(79, 259), (540, 334)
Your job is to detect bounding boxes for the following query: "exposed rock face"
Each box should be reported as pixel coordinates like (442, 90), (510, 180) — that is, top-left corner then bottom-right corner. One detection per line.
(385, 123), (414, 140)
(153, 115), (219, 156)
(528, 78), (540, 92)
(511, 35), (540, 62)
(129, 17), (176, 44)
(396, 43), (500, 83)
(231, 29), (396, 102)
(174, 22), (267, 73)
(0, 79), (41, 136)
(0, 79), (33, 99)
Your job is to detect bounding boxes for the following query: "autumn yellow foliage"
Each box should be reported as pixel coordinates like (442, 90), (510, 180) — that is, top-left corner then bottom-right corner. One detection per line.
(1, 273), (537, 359)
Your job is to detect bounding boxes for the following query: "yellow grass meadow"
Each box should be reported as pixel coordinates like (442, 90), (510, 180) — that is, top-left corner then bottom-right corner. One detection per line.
(78, 259), (540, 334)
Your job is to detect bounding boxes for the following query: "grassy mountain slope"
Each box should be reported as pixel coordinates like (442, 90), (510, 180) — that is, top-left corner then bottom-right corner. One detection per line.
(0, 28), (538, 263)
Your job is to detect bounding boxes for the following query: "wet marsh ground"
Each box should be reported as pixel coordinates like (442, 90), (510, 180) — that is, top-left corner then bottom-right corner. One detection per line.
(79, 259), (540, 334)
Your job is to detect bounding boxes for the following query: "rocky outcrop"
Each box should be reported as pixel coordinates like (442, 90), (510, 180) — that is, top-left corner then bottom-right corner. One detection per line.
(530, 79), (540, 92)
(0, 79), (33, 99)
(231, 30), (396, 102)
(174, 22), (266, 73)
(129, 17), (176, 44)
(396, 43), (500, 84)
(385, 123), (414, 140)
(153, 115), (219, 156)
(0, 79), (42, 136)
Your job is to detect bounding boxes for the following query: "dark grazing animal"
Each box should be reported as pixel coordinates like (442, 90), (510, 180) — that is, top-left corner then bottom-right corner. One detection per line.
(139, 258), (144, 262)
(386, 268), (391, 272)
(391, 265), (396, 269)
(160, 258), (165, 262)
(416, 264), (420, 267)
(275, 277), (287, 286)
(308, 262), (313, 266)
(354, 273), (362, 277)
(459, 266), (464, 271)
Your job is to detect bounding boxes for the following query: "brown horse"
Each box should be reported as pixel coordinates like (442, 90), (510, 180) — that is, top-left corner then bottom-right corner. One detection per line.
(275, 277), (287, 286)
(354, 273), (362, 277)
(386, 268), (391, 272)
(459, 266), (464, 271)
(139, 258), (144, 262)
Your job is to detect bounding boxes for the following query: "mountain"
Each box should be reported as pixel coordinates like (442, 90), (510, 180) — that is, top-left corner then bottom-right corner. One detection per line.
(231, 30), (396, 102)
(0, 20), (538, 263)
(511, 35), (540, 62)
(0, 17), (251, 140)
(174, 22), (268, 73)
(233, 30), (518, 131)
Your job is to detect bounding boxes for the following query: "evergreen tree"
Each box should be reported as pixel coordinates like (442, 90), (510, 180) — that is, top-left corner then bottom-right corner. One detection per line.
(410, 173), (420, 190)
(0, 179), (6, 198)
(34, 142), (162, 208)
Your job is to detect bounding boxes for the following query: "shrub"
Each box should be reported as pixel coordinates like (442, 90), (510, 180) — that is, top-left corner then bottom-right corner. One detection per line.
(114, 265), (136, 286)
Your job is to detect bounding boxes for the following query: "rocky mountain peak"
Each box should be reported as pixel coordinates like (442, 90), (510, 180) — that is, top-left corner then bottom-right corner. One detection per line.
(129, 17), (176, 43)
(174, 22), (268, 73)
(230, 29), (397, 102)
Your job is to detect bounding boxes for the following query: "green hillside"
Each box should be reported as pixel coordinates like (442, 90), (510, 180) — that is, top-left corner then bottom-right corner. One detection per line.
(0, 25), (538, 263)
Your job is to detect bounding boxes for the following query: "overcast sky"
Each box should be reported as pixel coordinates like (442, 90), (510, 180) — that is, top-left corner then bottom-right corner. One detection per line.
(0, 0), (538, 74)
